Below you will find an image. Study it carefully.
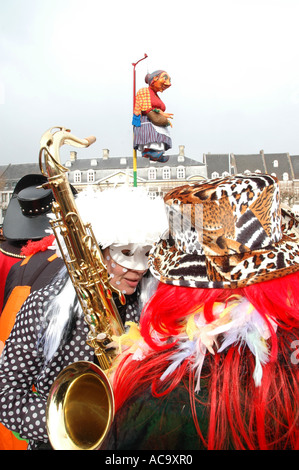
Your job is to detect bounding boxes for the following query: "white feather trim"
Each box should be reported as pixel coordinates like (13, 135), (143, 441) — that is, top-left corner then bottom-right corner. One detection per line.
(39, 270), (80, 363)
(208, 298), (274, 386)
(158, 297), (276, 391)
(160, 340), (195, 382)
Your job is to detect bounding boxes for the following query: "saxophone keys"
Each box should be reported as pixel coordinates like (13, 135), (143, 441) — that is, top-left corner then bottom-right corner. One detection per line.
(96, 333), (107, 341)
(106, 287), (112, 299)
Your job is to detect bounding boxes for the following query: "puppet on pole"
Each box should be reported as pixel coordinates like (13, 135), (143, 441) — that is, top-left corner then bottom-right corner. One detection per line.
(132, 68), (173, 164)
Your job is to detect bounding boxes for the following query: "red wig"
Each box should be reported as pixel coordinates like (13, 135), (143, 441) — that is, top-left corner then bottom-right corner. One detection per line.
(112, 272), (299, 450)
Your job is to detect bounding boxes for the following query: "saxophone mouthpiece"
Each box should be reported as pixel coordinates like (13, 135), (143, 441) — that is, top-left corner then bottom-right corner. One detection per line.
(85, 136), (96, 146)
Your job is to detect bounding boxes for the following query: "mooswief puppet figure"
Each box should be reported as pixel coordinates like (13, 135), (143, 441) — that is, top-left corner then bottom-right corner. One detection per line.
(132, 70), (173, 163)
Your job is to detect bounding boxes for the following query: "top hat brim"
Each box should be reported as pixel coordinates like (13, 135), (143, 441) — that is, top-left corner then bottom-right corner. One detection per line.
(3, 196), (51, 241)
(149, 208), (299, 289)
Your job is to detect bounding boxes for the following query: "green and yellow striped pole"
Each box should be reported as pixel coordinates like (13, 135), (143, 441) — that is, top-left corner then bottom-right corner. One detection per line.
(132, 54), (148, 187)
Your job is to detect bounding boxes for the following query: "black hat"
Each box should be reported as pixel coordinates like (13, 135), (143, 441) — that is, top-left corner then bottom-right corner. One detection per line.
(3, 174), (55, 241)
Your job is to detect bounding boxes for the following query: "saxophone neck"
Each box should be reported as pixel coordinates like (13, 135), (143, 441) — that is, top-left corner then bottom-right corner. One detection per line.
(39, 126), (96, 178)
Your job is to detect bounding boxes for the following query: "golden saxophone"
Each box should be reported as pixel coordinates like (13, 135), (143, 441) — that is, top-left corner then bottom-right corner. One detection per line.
(39, 127), (125, 450)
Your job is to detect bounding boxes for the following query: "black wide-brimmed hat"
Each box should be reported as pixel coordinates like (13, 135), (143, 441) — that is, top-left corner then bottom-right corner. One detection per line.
(3, 174), (55, 241)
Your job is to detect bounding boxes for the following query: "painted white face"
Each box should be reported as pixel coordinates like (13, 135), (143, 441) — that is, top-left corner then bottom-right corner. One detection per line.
(109, 243), (152, 271)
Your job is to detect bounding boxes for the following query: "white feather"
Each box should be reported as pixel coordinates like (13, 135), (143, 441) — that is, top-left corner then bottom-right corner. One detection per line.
(160, 340), (195, 382)
(193, 342), (207, 392)
(39, 269), (81, 363)
(210, 298), (271, 387)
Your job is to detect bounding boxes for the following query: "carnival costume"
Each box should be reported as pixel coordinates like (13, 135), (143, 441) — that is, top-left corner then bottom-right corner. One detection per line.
(101, 174), (299, 450)
(0, 186), (167, 449)
(0, 174), (56, 311)
(0, 174), (59, 450)
(133, 70), (173, 162)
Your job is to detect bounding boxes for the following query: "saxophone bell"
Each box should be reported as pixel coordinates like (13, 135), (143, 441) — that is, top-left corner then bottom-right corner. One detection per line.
(46, 362), (114, 450)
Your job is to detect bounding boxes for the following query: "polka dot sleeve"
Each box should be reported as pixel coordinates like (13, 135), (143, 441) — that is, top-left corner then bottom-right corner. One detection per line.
(0, 273), (141, 448)
(0, 292), (49, 443)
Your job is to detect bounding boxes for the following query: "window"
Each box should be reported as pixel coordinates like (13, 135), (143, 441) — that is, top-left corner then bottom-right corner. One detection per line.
(74, 170), (81, 183)
(222, 171), (230, 177)
(211, 171), (219, 178)
(162, 167), (171, 179)
(87, 169), (95, 183)
(283, 172), (289, 181)
(273, 160), (278, 168)
(148, 168), (156, 180)
(148, 191), (157, 199)
(177, 166), (185, 179)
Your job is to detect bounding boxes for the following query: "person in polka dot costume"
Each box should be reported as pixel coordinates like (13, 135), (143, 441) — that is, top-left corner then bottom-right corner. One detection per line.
(0, 186), (168, 449)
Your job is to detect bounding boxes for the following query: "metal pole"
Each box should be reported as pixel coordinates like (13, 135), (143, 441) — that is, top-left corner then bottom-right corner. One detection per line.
(132, 54), (148, 187)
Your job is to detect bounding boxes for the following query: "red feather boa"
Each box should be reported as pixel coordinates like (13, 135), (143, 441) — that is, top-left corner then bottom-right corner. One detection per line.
(20, 235), (55, 256)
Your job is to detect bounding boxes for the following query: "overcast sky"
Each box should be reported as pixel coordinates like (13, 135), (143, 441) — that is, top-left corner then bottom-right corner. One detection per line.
(1, 0), (299, 165)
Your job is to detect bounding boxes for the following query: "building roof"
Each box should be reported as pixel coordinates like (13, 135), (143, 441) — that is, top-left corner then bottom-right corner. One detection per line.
(203, 154), (230, 178)
(290, 155), (299, 179)
(263, 153), (293, 180)
(63, 154), (205, 171)
(232, 154), (265, 174)
(0, 163), (41, 190)
(232, 152), (295, 180)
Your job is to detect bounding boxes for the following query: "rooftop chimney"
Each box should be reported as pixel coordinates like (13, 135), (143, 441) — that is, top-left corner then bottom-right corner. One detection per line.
(70, 151), (77, 161)
(102, 149), (110, 160)
(179, 145), (185, 156)
(178, 145), (185, 162)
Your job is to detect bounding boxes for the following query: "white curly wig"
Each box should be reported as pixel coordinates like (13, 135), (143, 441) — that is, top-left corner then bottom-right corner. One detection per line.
(47, 185), (168, 255)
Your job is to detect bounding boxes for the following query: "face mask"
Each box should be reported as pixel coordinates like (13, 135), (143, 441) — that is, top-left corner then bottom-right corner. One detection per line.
(109, 243), (152, 271)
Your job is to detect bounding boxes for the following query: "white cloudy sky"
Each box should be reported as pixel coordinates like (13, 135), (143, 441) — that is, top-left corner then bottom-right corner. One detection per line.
(1, 0), (299, 165)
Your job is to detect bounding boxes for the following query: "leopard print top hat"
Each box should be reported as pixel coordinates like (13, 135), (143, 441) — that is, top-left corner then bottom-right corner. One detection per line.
(149, 173), (299, 288)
